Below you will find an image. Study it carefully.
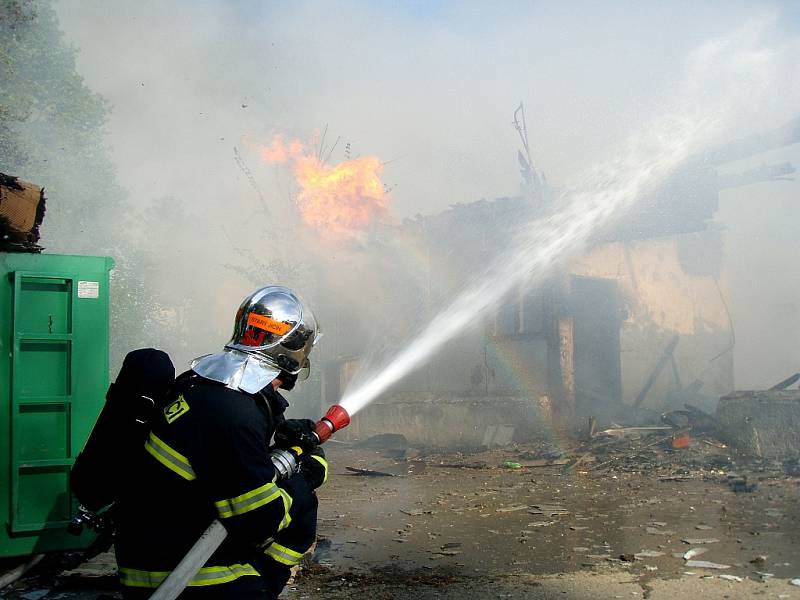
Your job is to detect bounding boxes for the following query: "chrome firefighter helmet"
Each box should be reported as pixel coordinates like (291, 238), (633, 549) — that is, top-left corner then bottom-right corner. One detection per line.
(227, 286), (319, 375)
(191, 286), (320, 394)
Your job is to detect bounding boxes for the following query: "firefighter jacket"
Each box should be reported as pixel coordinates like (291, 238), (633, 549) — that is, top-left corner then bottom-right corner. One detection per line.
(114, 375), (322, 597)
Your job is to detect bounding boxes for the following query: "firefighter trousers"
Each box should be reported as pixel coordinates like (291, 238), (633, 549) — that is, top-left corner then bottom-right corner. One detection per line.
(255, 491), (319, 599)
(120, 495), (318, 600)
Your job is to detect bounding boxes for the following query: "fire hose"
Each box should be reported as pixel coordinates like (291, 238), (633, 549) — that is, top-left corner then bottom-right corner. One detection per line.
(147, 405), (350, 600)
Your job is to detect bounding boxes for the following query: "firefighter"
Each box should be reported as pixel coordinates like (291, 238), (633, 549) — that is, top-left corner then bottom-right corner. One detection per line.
(114, 286), (327, 599)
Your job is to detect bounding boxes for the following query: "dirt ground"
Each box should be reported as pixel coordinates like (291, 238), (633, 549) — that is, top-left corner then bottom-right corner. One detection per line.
(2, 442), (800, 599)
(290, 443), (800, 599)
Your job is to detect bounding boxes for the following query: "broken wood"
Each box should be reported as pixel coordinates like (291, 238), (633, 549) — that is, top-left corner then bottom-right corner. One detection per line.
(517, 458), (572, 468)
(345, 466), (396, 477)
(596, 426), (674, 437)
(682, 403), (719, 433)
(584, 416), (597, 441)
(768, 372), (800, 391)
(633, 335), (679, 408)
(590, 435), (670, 471)
(565, 451), (594, 471)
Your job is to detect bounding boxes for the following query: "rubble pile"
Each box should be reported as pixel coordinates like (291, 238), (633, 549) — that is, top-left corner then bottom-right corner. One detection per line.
(717, 388), (800, 458)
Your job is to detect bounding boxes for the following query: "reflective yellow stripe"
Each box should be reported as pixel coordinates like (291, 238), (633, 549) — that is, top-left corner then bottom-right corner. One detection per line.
(190, 564), (259, 586)
(264, 542), (304, 566)
(310, 454), (329, 484)
(119, 563), (259, 588)
(214, 481), (282, 519)
(144, 432), (196, 481)
(277, 488), (292, 531)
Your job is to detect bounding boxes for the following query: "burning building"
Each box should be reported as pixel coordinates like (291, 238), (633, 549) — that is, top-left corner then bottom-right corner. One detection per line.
(319, 117), (800, 448)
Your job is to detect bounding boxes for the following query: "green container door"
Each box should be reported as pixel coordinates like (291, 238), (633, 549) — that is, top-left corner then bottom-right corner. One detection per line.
(12, 273), (76, 534)
(0, 254), (114, 557)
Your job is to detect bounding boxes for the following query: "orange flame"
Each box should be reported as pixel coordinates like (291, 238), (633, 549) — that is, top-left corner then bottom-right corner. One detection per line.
(295, 155), (387, 236)
(258, 134), (305, 163)
(258, 134), (389, 239)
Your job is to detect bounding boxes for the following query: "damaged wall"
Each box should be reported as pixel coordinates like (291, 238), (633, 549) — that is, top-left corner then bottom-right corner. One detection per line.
(569, 231), (734, 413)
(324, 196), (737, 444)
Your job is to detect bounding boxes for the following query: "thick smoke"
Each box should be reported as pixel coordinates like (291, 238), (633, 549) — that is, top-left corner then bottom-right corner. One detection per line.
(44, 1), (800, 397)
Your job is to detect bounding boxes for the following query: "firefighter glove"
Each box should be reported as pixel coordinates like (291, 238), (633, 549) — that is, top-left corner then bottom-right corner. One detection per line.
(299, 446), (328, 489)
(274, 418), (319, 451)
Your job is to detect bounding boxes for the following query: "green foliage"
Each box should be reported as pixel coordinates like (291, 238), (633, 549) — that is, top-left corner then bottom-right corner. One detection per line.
(0, 0), (36, 164)
(0, 0), (123, 253)
(0, 0), (158, 372)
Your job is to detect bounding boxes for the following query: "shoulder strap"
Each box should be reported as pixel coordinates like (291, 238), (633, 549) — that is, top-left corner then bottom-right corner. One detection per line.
(168, 370), (201, 401)
(256, 389), (274, 421)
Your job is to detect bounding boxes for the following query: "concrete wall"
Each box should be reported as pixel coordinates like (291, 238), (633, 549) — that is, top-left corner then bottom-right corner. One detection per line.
(717, 390), (800, 458)
(569, 233), (734, 412)
(338, 393), (554, 448)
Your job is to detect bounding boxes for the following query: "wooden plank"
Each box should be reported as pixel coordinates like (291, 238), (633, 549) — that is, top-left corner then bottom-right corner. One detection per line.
(633, 335), (679, 408)
(558, 316), (575, 422)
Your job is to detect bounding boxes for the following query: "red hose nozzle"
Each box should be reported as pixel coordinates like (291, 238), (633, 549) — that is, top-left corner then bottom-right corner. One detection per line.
(314, 404), (350, 443)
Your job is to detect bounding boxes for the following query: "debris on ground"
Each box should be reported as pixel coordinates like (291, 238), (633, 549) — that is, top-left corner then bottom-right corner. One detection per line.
(528, 505), (569, 517)
(59, 551), (117, 578)
(685, 560), (731, 570)
(5, 398), (800, 600)
(345, 466), (398, 477)
(634, 551), (664, 559)
(717, 389), (800, 458)
(433, 460), (488, 469)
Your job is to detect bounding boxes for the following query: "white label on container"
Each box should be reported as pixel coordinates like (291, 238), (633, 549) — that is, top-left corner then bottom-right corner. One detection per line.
(78, 280), (100, 299)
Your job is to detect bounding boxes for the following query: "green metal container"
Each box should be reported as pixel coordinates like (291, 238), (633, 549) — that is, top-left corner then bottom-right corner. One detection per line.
(0, 253), (114, 557)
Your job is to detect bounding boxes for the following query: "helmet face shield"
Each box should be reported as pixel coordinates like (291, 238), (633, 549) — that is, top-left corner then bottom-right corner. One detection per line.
(226, 286), (320, 377)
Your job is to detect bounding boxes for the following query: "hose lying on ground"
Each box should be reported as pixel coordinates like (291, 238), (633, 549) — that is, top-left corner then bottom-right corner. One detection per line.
(0, 554), (45, 590)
